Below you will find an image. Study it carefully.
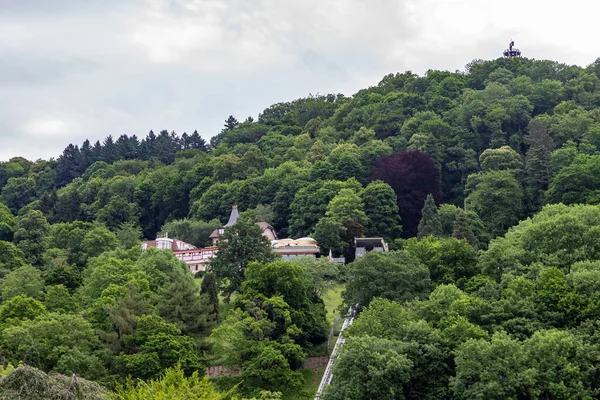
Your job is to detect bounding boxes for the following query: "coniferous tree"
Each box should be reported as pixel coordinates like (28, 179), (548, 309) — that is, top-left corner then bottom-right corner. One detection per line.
(224, 115), (239, 131)
(524, 119), (555, 212)
(92, 140), (103, 161)
(200, 272), (219, 323)
(102, 135), (117, 163)
(189, 130), (208, 152)
(452, 212), (478, 249)
(80, 139), (94, 171)
(158, 277), (215, 337)
(418, 194), (442, 238)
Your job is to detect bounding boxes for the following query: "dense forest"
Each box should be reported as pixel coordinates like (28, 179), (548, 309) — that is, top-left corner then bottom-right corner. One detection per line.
(3, 56), (600, 398)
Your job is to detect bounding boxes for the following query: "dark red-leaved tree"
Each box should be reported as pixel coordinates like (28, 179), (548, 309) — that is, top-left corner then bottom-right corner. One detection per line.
(370, 151), (440, 237)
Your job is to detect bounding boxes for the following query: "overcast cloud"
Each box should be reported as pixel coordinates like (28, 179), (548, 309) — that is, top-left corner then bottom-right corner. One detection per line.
(1, 0), (599, 161)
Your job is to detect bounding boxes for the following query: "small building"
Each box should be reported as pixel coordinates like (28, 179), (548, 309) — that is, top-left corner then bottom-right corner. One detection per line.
(141, 236), (197, 252)
(272, 237), (320, 260)
(174, 246), (218, 274)
(355, 237), (388, 258)
(142, 206), (279, 274)
(141, 236), (211, 273)
(209, 205), (277, 245)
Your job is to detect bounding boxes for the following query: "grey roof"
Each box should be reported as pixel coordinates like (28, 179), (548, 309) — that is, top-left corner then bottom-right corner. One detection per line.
(224, 205), (239, 227)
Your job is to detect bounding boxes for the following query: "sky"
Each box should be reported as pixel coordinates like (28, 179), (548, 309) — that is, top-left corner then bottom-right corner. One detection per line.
(1, 0), (599, 162)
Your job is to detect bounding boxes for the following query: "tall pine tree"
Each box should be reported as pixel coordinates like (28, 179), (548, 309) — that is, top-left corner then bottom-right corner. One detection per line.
(158, 277), (216, 337)
(417, 194), (442, 238)
(524, 119), (555, 213)
(200, 272), (220, 323)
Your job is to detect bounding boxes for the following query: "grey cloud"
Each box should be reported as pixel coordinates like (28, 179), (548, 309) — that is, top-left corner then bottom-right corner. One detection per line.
(0, 51), (99, 84)
(0, 0), (139, 16)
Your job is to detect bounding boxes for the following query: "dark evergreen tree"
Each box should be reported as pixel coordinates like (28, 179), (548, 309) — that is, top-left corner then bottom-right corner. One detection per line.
(102, 135), (117, 163)
(80, 139), (94, 171)
(418, 193), (442, 238)
(158, 277), (215, 337)
(189, 130), (208, 152)
(452, 212), (478, 249)
(57, 144), (82, 186)
(200, 272), (220, 323)
(224, 115), (239, 131)
(524, 119), (555, 212)
(91, 140), (103, 161)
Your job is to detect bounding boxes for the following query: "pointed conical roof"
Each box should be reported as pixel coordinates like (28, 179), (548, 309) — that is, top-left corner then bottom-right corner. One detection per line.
(224, 205), (239, 227)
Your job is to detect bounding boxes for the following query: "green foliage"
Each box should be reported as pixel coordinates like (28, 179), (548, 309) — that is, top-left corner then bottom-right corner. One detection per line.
(479, 203), (600, 279)
(417, 193), (442, 238)
(44, 285), (78, 313)
(243, 260), (328, 347)
(158, 276), (216, 337)
(6, 56), (600, 397)
(13, 210), (50, 266)
(200, 272), (220, 322)
(0, 295), (47, 324)
(119, 314), (203, 380)
(465, 170), (523, 237)
(323, 336), (413, 400)
(160, 218), (221, 248)
(404, 237), (478, 286)
(1, 313), (104, 378)
(360, 180), (402, 238)
(110, 365), (223, 400)
(0, 202), (15, 241)
(209, 218), (277, 298)
(343, 251), (430, 311)
(1, 264), (45, 301)
(478, 146), (523, 172)
(0, 241), (26, 278)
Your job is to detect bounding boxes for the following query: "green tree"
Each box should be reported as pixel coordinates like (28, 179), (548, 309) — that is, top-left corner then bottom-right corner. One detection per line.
(44, 285), (78, 313)
(312, 217), (346, 257)
(120, 314), (203, 379)
(478, 146), (523, 172)
(209, 218), (277, 299)
(0, 295), (47, 324)
(0, 202), (15, 241)
(110, 365), (224, 400)
(159, 218), (221, 248)
(417, 194), (442, 238)
(360, 181), (402, 238)
(1, 313), (104, 378)
(243, 260), (328, 346)
(465, 170), (523, 238)
(404, 236), (478, 286)
(158, 277), (216, 337)
(524, 118), (555, 211)
(0, 240), (26, 278)
(451, 332), (533, 399)
(1, 264), (45, 301)
(325, 189), (368, 226)
(200, 272), (220, 323)
(343, 251), (430, 311)
(523, 329), (588, 399)
(324, 336), (413, 400)
(13, 210), (50, 266)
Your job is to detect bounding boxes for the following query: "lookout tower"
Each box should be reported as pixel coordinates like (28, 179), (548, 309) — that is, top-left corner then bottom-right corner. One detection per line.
(503, 40), (521, 58)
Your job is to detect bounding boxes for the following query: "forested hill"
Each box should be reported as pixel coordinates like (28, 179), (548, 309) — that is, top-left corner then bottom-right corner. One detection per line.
(3, 56), (600, 398)
(2, 56), (600, 247)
